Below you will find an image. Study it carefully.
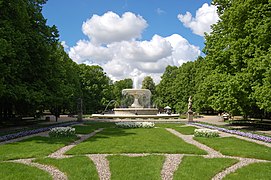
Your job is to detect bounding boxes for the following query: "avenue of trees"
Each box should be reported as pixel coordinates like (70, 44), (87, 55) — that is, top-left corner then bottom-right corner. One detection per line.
(0, 0), (131, 122)
(155, 0), (271, 118)
(1, 0), (270, 122)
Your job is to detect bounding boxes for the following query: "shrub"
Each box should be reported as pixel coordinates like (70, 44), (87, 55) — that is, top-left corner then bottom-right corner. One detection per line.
(194, 129), (219, 138)
(49, 127), (76, 138)
(115, 122), (155, 128)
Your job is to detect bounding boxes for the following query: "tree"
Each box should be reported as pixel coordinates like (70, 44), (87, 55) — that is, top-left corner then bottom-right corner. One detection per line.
(202, 0), (271, 117)
(112, 79), (133, 107)
(155, 66), (178, 110)
(142, 76), (156, 94)
(0, 0), (60, 121)
(77, 64), (111, 114)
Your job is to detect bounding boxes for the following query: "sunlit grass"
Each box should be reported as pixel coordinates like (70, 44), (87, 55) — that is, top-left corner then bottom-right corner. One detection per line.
(0, 162), (51, 180)
(66, 127), (207, 155)
(0, 136), (77, 161)
(35, 156), (99, 180)
(194, 137), (271, 160)
(108, 155), (164, 180)
(224, 162), (271, 180)
(174, 156), (238, 180)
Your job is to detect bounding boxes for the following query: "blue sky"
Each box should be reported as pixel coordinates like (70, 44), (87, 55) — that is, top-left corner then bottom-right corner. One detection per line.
(42, 0), (218, 84)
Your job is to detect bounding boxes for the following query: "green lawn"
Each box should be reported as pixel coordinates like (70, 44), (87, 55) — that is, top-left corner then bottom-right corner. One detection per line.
(172, 126), (198, 135)
(155, 123), (185, 128)
(0, 136), (77, 161)
(194, 137), (271, 160)
(224, 162), (271, 180)
(83, 121), (115, 128)
(35, 156), (99, 180)
(155, 123), (198, 135)
(66, 127), (207, 155)
(73, 125), (100, 134)
(0, 162), (51, 180)
(108, 155), (164, 180)
(73, 122), (115, 134)
(174, 156), (238, 180)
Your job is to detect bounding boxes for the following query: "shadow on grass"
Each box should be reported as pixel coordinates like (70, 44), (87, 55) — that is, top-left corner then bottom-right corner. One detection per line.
(0, 136), (78, 161)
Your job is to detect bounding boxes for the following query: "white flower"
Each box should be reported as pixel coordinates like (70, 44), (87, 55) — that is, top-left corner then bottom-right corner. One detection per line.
(194, 128), (219, 137)
(49, 127), (76, 137)
(115, 122), (155, 128)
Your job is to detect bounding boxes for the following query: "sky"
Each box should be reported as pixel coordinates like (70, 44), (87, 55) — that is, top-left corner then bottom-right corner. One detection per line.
(42, 0), (219, 86)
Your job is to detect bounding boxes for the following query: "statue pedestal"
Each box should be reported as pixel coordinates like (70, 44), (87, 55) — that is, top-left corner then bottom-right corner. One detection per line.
(187, 110), (193, 122)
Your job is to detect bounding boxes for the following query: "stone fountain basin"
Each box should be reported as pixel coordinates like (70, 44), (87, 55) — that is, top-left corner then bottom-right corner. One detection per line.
(114, 108), (158, 115)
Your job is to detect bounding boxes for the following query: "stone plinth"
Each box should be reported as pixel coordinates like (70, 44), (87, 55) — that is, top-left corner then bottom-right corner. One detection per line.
(187, 110), (193, 122)
(114, 108), (158, 115)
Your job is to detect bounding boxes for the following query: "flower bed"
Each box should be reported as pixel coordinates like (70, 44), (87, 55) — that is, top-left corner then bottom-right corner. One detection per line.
(0, 121), (80, 142)
(194, 128), (219, 137)
(49, 127), (76, 138)
(191, 122), (271, 143)
(115, 122), (155, 128)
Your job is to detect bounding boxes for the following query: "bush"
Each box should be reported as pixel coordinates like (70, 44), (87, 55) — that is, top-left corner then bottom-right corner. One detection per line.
(194, 128), (219, 138)
(49, 127), (76, 138)
(115, 122), (155, 128)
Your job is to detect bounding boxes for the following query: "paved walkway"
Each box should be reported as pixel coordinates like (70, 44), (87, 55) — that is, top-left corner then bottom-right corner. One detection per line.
(194, 115), (227, 126)
(194, 115), (271, 136)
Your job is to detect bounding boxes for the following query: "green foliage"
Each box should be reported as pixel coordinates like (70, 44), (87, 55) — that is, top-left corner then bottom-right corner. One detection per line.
(194, 136), (271, 160)
(66, 127), (207, 155)
(174, 156), (238, 180)
(35, 156), (99, 180)
(78, 64), (112, 114)
(202, 0), (271, 116)
(0, 162), (51, 180)
(156, 0), (271, 117)
(108, 155), (164, 180)
(112, 78), (133, 107)
(142, 76), (156, 94)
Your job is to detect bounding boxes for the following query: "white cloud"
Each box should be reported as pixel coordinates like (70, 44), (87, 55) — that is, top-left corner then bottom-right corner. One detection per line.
(68, 12), (201, 86)
(82, 11), (147, 45)
(69, 40), (111, 64)
(178, 3), (219, 36)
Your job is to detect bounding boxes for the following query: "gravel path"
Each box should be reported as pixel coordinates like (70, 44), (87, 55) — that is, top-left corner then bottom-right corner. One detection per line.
(166, 128), (224, 157)
(49, 128), (104, 158)
(11, 159), (67, 180)
(88, 154), (111, 180)
(2, 125), (271, 180)
(212, 158), (267, 180)
(161, 154), (183, 180)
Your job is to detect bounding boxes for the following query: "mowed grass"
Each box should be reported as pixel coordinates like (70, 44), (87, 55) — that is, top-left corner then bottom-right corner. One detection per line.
(66, 127), (207, 155)
(174, 156), (238, 180)
(172, 126), (198, 135)
(35, 156), (99, 180)
(0, 136), (77, 161)
(108, 155), (164, 180)
(155, 123), (185, 128)
(224, 162), (271, 180)
(73, 122), (115, 134)
(194, 137), (271, 160)
(155, 123), (198, 135)
(0, 162), (51, 180)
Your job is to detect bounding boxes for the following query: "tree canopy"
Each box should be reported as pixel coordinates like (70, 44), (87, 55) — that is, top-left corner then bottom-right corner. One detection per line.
(156, 0), (271, 118)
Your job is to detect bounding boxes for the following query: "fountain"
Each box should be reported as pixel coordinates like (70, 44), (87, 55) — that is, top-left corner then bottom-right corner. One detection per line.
(113, 89), (158, 115)
(92, 78), (179, 119)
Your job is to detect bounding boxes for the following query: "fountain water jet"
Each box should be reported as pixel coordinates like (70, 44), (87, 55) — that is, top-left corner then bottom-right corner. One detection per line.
(113, 88), (158, 115)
